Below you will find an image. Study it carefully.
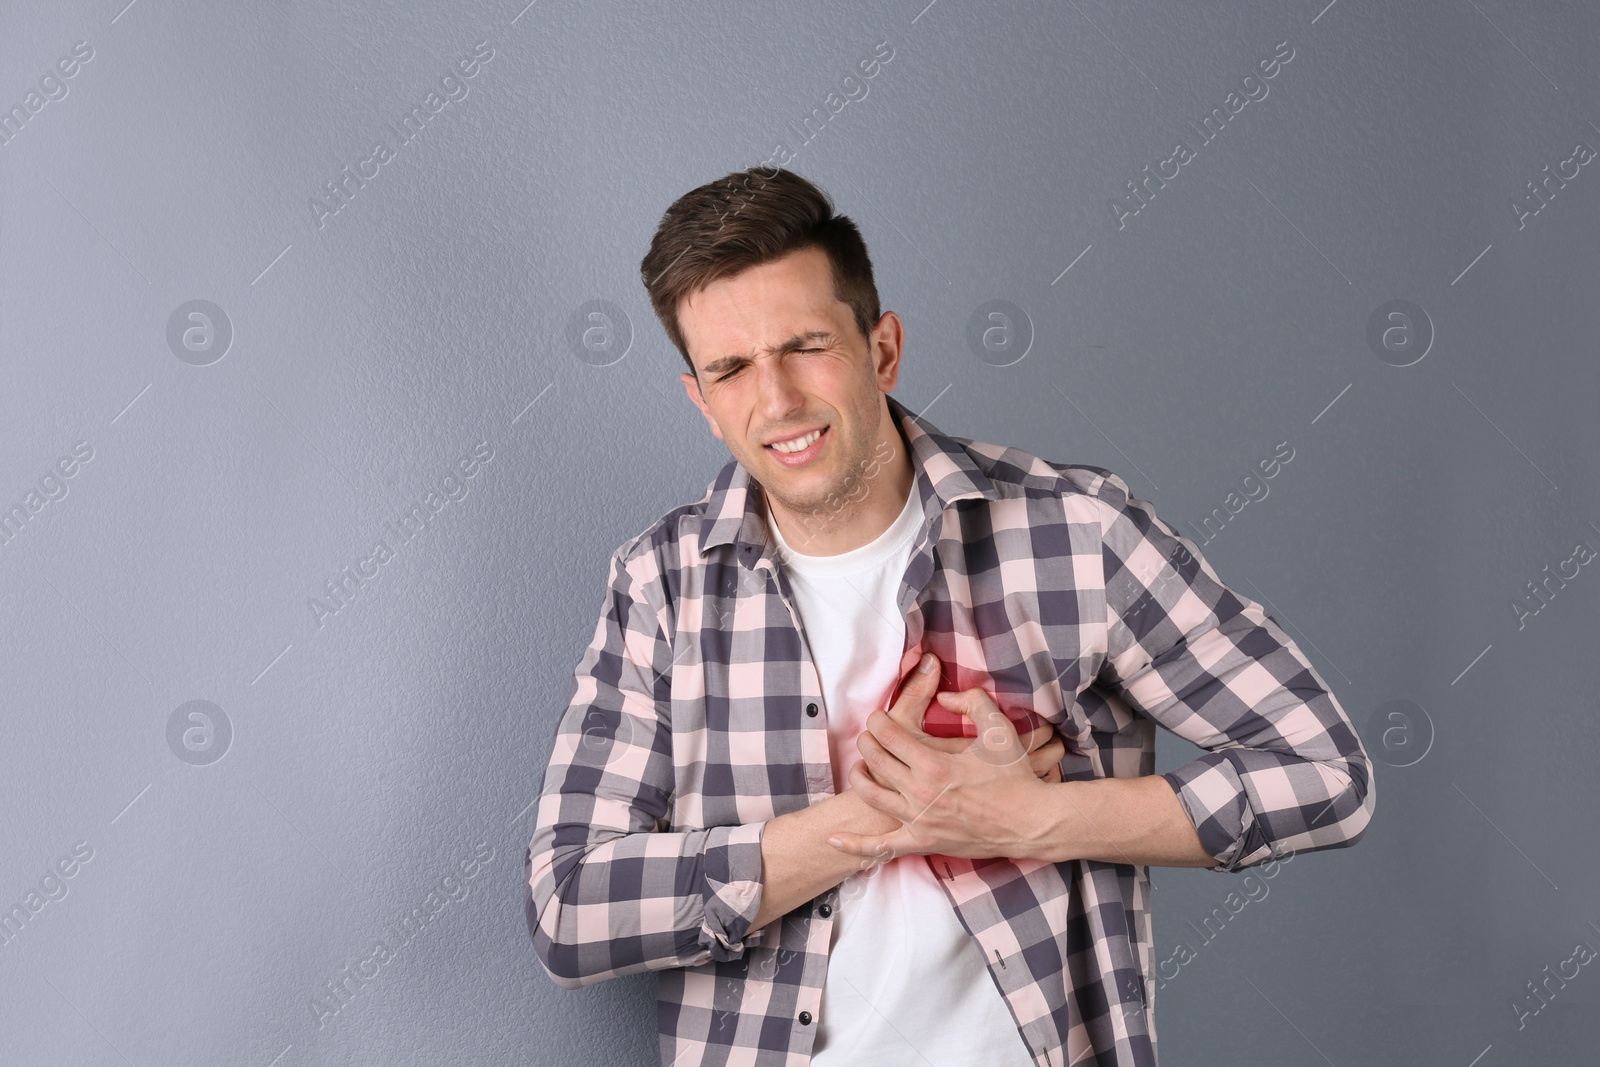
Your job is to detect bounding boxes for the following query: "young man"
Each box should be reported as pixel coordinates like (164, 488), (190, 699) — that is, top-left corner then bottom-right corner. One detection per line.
(526, 167), (1375, 1067)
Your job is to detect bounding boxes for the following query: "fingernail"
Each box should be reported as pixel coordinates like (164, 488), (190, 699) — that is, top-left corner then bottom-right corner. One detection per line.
(919, 654), (936, 673)
(827, 836), (843, 849)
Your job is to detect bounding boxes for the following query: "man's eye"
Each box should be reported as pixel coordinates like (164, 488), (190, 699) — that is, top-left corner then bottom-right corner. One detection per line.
(716, 348), (821, 380)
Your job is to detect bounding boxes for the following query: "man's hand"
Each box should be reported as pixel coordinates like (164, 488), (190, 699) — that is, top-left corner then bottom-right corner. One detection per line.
(828, 685), (1057, 864)
(880, 653), (1067, 783)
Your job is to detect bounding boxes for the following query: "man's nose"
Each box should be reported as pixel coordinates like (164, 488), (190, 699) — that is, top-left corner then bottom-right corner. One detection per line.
(754, 357), (804, 416)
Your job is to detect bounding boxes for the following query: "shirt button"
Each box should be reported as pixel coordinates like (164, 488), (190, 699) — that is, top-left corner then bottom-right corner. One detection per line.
(798, 1011), (813, 1026)
(818, 903), (832, 918)
(805, 703), (818, 717)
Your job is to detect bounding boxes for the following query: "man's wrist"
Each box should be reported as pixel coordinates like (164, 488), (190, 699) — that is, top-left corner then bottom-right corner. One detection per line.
(1016, 776), (1219, 867)
(835, 784), (900, 834)
(1016, 779), (1075, 863)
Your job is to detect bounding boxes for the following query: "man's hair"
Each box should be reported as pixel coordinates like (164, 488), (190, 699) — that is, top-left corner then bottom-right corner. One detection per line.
(639, 167), (881, 377)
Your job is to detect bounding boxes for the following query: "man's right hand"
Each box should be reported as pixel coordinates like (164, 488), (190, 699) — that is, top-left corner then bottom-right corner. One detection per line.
(878, 652), (1067, 782)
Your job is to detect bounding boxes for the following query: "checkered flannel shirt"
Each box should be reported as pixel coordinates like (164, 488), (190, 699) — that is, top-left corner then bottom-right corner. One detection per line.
(527, 393), (1375, 1066)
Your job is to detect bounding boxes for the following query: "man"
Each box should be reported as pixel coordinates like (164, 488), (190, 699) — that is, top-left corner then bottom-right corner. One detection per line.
(526, 167), (1375, 1067)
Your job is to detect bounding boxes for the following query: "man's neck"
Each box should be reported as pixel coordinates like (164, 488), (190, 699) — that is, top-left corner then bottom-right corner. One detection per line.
(766, 435), (916, 558)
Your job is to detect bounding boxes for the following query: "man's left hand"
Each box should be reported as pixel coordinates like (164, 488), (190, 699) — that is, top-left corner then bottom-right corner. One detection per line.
(828, 687), (1058, 864)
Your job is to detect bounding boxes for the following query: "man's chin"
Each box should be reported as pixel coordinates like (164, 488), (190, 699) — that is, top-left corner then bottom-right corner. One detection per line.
(751, 473), (838, 522)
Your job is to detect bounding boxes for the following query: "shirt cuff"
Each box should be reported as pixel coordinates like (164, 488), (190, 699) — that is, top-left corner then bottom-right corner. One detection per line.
(1161, 753), (1272, 872)
(698, 821), (768, 959)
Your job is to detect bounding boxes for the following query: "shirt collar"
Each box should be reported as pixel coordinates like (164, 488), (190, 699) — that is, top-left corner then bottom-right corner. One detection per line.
(697, 393), (999, 559)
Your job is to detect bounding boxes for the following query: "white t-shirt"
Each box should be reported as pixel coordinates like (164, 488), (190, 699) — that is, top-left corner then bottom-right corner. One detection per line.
(767, 485), (1034, 1066)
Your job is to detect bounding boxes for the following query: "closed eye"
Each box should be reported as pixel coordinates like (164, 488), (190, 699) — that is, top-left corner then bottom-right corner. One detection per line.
(716, 349), (824, 381)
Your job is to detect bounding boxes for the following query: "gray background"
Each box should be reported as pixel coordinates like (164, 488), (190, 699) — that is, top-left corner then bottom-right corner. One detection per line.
(3, 0), (1597, 1064)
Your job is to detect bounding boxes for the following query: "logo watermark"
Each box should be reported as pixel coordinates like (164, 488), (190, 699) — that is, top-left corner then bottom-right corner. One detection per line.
(759, 40), (894, 172)
(0, 40), (94, 149)
(566, 300), (632, 366)
(1509, 139), (1595, 230)
(167, 700), (233, 766)
(167, 300), (233, 365)
(1510, 537), (1595, 631)
(1365, 299), (1433, 367)
(1364, 699), (1433, 768)
(1185, 440), (1295, 546)
(966, 300), (1033, 367)
(0, 440), (95, 551)
(0, 841), (95, 950)
(308, 41), (496, 231)
(307, 440), (494, 629)
(309, 840), (496, 1028)
(1109, 40), (1295, 230)
(1511, 921), (1600, 1030)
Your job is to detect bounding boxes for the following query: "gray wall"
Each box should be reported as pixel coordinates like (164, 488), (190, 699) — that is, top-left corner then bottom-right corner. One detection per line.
(4, 1), (1597, 1063)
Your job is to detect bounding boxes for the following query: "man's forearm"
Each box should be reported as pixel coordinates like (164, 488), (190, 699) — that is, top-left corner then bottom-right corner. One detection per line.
(750, 790), (897, 931)
(1024, 774), (1218, 868)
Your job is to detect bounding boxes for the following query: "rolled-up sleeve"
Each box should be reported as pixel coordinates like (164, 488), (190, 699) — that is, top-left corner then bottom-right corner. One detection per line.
(527, 547), (767, 989)
(1092, 471), (1376, 873)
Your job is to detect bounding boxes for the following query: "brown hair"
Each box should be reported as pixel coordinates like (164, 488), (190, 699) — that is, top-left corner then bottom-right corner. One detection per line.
(639, 167), (881, 377)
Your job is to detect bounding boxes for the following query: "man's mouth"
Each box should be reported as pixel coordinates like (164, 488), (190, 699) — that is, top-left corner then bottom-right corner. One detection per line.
(764, 425), (829, 466)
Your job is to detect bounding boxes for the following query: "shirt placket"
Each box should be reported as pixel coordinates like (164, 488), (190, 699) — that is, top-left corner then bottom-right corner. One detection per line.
(747, 545), (834, 802)
(742, 543), (839, 1050)
(899, 509), (1069, 1064)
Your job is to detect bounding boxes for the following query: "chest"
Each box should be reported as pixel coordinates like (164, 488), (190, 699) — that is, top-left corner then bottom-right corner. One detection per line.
(668, 502), (1118, 825)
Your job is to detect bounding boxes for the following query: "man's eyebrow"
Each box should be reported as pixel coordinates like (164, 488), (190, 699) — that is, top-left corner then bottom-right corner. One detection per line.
(700, 331), (836, 377)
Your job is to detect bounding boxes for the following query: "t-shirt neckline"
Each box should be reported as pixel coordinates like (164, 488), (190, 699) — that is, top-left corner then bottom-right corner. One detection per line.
(768, 481), (922, 580)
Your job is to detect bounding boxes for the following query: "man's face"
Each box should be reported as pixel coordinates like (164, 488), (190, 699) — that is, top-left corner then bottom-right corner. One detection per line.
(677, 245), (903, 524)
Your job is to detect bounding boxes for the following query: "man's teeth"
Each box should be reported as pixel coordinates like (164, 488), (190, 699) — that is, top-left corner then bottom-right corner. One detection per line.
(770, 429), (823, 454)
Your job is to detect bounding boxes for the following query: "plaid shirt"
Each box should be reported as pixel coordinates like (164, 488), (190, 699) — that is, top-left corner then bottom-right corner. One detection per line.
(527, 394), (1375, 1066)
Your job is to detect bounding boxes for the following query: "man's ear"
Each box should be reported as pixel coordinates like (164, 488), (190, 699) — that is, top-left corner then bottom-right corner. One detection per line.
(869, 311), (904, 394)
(680, 371), (726, 442)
